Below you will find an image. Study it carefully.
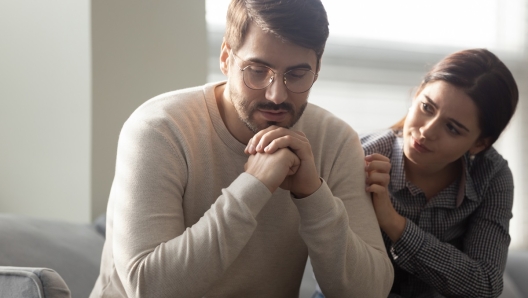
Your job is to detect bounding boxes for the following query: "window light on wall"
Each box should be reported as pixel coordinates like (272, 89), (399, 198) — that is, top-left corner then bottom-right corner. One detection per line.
(207, 0), (526, 55)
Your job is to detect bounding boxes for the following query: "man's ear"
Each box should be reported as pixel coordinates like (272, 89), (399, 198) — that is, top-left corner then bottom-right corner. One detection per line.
(469, 137), (491, 155)
(314, 58), (321, 83)
(220, 38), (231, 76)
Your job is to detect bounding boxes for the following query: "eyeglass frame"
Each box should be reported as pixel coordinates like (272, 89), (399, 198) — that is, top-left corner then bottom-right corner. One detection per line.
(230, 51), (318, 94)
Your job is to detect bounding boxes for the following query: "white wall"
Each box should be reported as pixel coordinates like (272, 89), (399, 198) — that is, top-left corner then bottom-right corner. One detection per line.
(0, 1), (207, 223)
(91, 1), (207, 220)
(0, 1), (91, 223)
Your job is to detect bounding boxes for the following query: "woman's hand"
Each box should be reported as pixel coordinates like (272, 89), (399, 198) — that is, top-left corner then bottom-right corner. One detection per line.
(365, 153), (406, 243)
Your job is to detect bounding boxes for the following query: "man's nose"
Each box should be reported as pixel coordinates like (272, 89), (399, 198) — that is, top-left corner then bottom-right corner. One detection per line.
(265, 75), (288, 104)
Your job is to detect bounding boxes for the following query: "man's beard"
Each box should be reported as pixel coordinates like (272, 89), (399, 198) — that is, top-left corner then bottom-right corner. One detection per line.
(229, 88), (308, 134)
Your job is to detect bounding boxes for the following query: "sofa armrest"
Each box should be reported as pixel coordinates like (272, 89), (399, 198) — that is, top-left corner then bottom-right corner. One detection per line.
(0, 267), (71, 298)
(0, 214), (105, 298)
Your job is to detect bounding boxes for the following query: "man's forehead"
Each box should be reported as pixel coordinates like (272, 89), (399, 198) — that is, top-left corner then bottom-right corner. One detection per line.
(236, 23), (318, 70)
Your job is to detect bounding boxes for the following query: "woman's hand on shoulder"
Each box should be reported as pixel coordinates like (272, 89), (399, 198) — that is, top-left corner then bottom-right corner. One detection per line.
(365, 154), (406, 243)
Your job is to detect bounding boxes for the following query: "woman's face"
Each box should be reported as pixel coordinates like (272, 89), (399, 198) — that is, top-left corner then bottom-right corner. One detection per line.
(403, 80), (487, 170)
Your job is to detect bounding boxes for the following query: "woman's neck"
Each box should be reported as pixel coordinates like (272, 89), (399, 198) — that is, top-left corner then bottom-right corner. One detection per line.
(404, 156), (462, 201)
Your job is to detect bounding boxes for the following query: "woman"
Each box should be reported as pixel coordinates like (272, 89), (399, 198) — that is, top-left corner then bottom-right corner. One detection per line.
(362, 48), (518, 297)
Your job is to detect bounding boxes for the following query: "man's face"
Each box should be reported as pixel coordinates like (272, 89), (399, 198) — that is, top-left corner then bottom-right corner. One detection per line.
(220, 22), (319, 140)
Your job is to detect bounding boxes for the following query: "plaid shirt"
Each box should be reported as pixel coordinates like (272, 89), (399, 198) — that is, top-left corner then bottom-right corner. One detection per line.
(361, 129), (513, 298)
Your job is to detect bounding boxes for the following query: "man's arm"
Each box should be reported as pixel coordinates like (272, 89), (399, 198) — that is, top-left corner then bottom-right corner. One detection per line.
(111, 118), (298, 297)
(247, 126), (394, 297)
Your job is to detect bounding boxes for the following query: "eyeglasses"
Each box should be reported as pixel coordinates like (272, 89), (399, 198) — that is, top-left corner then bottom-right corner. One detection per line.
(231, 52), (318, 94)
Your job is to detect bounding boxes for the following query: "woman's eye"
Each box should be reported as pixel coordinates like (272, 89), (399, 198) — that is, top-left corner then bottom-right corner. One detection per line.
(446, 123), (460, 135)
(421, 102), (433, 113)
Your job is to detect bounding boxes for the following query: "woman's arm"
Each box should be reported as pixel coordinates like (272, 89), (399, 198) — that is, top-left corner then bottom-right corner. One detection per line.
(365, 153), (406, 242)
(366, 155), (513, 298)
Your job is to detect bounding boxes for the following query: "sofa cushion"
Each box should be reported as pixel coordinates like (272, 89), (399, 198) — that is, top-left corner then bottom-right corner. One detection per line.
(500, 271), (522, 298)
(0, 267), (71, 298)
(93, 213), (107, 238)
(503, 250), (528, 297)
(0, 214), (105, 298)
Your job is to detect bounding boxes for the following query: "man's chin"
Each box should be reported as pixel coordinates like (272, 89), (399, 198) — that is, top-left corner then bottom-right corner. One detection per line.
(260, 121), (291, 130)
(244, 117), (294, 133)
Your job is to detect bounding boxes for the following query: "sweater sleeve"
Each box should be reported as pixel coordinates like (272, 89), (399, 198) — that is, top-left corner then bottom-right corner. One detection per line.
(111, 117), (272, 298)
(292, 128), (394, 297)
(390, 165), (513, 297)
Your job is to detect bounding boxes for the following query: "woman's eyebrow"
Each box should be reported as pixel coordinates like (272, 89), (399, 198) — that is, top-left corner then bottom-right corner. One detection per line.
(425, 95), (470, 132)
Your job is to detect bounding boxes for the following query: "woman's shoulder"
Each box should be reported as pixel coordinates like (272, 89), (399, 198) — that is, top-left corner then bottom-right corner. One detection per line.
(470, 147), (513, 193)
(360, 129), (398, 157)
(474, 147), (510, 174)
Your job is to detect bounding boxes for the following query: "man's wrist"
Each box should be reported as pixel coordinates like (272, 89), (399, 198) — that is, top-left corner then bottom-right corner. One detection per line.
(291, 178), (322, 199)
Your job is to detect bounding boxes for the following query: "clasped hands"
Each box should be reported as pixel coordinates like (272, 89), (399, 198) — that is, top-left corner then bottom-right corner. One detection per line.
(244, 126), (321, 198)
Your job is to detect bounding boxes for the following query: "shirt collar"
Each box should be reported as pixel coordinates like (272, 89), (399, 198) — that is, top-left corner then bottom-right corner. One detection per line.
(389, 136), (407, 193)
(461, 152), (479, 204)
(389, 136), (479, 207)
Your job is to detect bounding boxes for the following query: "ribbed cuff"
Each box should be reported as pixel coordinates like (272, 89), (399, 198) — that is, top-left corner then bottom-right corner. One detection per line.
(291, 179), (335, 222)
(225, 172), (272, 218)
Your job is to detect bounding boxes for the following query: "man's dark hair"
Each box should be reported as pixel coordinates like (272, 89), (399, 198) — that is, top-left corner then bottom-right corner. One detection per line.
(225, 0), (329, 71)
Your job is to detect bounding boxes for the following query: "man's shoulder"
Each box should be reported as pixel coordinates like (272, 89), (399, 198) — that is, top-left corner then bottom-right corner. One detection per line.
(127, 83), (217, 125)
(118, 83), (215, 139)
(297, 103), (355, 136)
(302, 103), (348, 125)
(136, 85), (206, 115)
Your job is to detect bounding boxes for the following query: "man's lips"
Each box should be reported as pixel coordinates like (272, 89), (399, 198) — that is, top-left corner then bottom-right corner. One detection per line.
(258, 109), (289, 122)
(411, 137), (432, 153)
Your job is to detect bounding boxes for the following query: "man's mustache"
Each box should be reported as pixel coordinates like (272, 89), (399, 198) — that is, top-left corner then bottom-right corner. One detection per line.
(256, 102), (294, 112)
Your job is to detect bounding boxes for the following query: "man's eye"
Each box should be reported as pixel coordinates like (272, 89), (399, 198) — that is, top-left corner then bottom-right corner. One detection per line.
(248, 66), (269, 75)
(286, 69), (308, 79)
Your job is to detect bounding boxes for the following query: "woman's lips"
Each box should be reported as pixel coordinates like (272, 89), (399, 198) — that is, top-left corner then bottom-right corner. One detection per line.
(412, 137), (432, 153)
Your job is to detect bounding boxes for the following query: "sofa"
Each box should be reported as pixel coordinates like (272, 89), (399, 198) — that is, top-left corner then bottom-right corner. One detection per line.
(0, 214), (105, 298)
(0, 213), (527, 298)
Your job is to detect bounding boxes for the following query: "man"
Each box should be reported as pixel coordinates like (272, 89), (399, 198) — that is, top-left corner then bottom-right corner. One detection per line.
(90, 0), (393, 297)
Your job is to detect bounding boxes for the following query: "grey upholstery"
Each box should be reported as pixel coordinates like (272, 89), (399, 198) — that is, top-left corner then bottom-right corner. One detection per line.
(500, 271), (523, 298)
(0, 267), (70, 298)
(0, 212), (526, 298)
(0, 214), (104, 298)
(500, 250), (528, 298)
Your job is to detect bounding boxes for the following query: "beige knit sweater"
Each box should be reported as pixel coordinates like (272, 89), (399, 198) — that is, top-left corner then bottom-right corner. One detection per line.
(90, 82), (393, 298)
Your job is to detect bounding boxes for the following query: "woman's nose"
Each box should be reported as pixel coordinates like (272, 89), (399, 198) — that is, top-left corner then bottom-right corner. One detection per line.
(420, 119), (438, 140)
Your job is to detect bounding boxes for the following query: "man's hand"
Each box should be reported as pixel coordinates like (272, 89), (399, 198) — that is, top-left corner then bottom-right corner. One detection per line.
(244, 148), (300, 193)
(245, 126), (321, 198)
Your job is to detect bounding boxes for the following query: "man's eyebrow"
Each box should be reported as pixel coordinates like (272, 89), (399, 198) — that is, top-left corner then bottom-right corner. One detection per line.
(244, 57), (313, 71)
(424, 95), (470, 133)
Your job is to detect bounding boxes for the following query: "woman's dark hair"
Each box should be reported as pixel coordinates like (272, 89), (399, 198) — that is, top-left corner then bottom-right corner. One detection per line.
(225, 0), (329, 71)
(392, 48), (519, 149)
